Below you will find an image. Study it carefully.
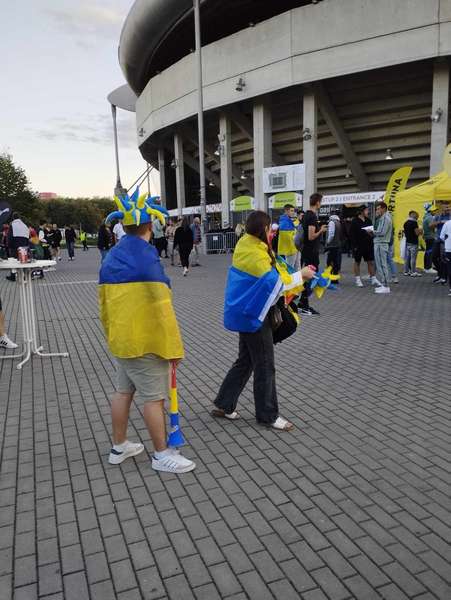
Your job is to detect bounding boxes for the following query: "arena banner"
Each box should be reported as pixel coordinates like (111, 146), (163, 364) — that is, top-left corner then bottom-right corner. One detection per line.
(383, 166), (414, 265)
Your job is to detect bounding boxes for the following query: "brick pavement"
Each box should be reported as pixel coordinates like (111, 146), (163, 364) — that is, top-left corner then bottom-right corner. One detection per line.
(0, 248), (450, 600)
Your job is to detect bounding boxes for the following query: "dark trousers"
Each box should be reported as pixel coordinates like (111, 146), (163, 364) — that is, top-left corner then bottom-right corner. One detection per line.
(82, 241), (88, 251)
(67, 241), (75, 258)
(299, 249), (320, 310)
(424, 238), (434, 270)
(214, 318), (278, 424)
(179, 246), (192, 268)
(326, 247), (342, 275)
(432, 240), (446, 278)
(445, 252), (451, 286)
(154, 237), (165, 257)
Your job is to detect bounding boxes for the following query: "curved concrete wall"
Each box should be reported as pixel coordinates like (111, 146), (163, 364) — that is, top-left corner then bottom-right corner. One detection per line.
(136, 0), (451, 142)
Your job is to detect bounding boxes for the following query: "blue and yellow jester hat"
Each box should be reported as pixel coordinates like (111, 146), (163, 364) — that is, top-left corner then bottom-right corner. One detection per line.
(105, 187), (166, 226)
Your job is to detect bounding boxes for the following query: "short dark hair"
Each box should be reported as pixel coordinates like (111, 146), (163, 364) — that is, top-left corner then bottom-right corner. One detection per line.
(12, 212), (20, 220)
(123, 223), (151, 236)
(409, 210), (418, 217)
(283, 204), (295, 211)
(377, 202), (388, 211)
(310, 193), (323, 207)
(357, 205), (367, 214)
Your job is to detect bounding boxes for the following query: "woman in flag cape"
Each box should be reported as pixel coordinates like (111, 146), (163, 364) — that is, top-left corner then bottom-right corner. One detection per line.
(212, 211), (314, 431)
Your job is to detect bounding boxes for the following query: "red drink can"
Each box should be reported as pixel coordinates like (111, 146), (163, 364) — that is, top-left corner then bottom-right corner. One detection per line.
(18, 247), (29, 263)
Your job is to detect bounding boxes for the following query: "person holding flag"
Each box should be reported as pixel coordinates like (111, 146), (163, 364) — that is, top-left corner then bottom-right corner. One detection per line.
(212, 210), (314, 431)
(99, 189), (196, 474)
(277, 204), (298, 267)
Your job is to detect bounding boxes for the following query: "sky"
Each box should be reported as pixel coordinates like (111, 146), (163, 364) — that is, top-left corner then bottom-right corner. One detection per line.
(0, 0), (160, 198)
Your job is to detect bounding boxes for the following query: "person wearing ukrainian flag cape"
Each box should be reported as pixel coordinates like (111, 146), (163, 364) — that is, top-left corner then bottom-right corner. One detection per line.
(212, 210), (314, 431)
(277, 203), (298, 267)
(99, 189), (196, 474)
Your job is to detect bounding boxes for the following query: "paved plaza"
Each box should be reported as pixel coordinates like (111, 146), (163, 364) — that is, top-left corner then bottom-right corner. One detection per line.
(0, 249), (450, 600)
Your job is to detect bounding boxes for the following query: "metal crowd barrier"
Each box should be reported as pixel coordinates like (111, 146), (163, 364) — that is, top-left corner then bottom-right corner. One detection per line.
(206, 232), (238, 254)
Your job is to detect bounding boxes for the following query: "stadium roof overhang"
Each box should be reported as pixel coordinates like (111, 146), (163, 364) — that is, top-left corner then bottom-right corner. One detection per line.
(119, 0), (310, 95)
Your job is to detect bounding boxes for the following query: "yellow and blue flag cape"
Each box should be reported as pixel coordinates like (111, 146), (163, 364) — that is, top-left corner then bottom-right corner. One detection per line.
(99, 235), (184, 359)
(277, 214), (297, 256)
(224, 234), (303, 333)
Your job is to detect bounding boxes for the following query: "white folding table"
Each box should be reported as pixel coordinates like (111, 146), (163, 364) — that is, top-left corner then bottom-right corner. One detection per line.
(0, 259), (69, 369)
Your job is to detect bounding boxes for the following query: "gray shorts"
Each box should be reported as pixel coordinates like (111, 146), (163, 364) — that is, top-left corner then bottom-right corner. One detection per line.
(115, 354), (170, 402)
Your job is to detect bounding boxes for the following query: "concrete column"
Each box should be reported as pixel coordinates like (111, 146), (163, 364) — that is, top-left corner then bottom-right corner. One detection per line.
(219, 113), (232, 227)
(157, 148), (167, 207)
(174, 133), (185, 216)
(253, 101), (272, 211)
(430, 60), (450, 175)
(303, 88), (318, 209)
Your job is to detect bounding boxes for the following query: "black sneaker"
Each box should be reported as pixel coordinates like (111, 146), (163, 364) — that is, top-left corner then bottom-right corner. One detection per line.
(299, 308), (313, 315)
(309, 307), (321, 315)
(433, 276), (442, 283)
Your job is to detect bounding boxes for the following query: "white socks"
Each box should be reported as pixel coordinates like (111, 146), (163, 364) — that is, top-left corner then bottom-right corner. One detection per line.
(154, 448), (172, 459)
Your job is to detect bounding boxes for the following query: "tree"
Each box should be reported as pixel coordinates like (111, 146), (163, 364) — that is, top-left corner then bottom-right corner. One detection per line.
(0, 153), (44, 224)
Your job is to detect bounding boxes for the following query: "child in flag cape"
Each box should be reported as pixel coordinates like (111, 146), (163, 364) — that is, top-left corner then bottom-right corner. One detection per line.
(212, 210), (314, 431)
(99, 189), (195, 473)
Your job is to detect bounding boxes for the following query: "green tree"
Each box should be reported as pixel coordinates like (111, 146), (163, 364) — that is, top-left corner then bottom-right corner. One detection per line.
(0, 153), (45, 224)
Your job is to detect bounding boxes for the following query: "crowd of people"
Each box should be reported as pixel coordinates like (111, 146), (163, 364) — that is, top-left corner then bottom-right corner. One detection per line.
(272, 196), (451, 298)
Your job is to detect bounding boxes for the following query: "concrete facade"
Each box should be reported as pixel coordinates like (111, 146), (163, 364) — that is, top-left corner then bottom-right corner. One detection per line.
(135, 0), (451, 141)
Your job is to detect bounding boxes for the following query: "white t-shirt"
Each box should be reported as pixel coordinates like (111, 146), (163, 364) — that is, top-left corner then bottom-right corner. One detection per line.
(440, 219), (451, 252)
(113, 222), (125, 242)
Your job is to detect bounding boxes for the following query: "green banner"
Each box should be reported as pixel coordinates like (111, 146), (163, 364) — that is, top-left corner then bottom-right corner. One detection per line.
(230, 196), (255, 212)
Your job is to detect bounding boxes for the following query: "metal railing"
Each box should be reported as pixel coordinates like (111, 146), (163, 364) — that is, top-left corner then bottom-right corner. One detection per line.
(205, 232), (238, 254)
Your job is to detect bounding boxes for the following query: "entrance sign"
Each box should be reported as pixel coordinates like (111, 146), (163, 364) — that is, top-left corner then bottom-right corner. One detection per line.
(263, 164), (305, 193)
(322, 191), (383, 206)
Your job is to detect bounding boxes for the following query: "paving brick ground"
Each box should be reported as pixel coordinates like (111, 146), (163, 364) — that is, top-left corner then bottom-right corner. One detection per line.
(0, 248), (450, 600)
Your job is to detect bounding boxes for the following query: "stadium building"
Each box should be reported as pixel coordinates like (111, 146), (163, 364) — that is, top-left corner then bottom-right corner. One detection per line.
(112, 0), (451, 224)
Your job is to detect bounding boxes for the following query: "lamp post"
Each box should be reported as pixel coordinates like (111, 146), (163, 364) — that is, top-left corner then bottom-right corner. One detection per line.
(111, 104), (126, 198)
(194, 0), (207, 253)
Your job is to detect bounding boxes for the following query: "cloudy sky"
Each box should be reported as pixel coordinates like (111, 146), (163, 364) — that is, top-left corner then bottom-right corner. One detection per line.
(0, 0), (160, 198)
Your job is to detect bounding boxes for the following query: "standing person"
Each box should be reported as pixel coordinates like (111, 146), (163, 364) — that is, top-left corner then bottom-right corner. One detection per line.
(1, 224), (10, 258)
(165, 220), (176, 265)
(49, 224), (62, 261)
(212, 210), (314, 430)
(298, 193), (327, 315)
(100, 201), (195, 473)
(174, 218), (193, 276)
(113, 220), (126, 244)
(277, 204), (298, 267)
(152, 216), (166, 257)
(64, 225), (77, 261)
(80, 230), (89, 251)
(387, 224), (399, 284)
(403, 211), (422, 277)
(326, 212), (342, 276)
(38, 221), (51, 260)
(190, 217), (202, 266)
(6, 213), (30, 281)
(422, 203), (437, 274)
(372, 201), (392, 294)
(0, 298), (18, 349)
(431, 204), (450, 284)
(439, 216), (451, 296)
(349, 205), (380, 288)
(97, 223), (112, 261)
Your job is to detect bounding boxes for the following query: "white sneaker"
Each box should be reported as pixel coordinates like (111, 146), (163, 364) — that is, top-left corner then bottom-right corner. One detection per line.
(0, 334), (18, 350)
(424, 268), (437, 274)
(108, 441), (144, 465)
(390, 277), (399, 284)
(355, 278), (364, 287)
(362, 274), (371, 280)
(375, 286), (390, 294)
(403, 272), (411, 277)
(371, 277), (381, 286)
(183, 267), (188, 277)
(152, 450), (196, 473)
(411, 272), (422, 277)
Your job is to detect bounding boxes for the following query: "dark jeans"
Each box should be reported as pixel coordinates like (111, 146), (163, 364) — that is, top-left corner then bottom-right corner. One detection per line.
(326, 247), (342, 275)
(432, 240), (446, 278)
(445, 252), (451, 286)
(154, 237), (165, 257)
(299, 249), (320, 310)
(67, 241), (75, 258)
(424, 238), (434, 270)
(214, 317), (278, 424)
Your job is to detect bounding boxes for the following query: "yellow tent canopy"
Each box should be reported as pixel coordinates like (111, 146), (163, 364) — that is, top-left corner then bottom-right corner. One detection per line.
(392, 166), (451, 265)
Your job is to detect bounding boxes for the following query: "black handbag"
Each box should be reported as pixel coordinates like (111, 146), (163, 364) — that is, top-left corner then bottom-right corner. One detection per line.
(271, 298), (299, 344)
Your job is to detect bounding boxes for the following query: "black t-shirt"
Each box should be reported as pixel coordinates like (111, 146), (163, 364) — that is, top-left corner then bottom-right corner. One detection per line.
(404, 220), (419, 245)
(350, 216), (373, 251)
(303, 210), (320, 254)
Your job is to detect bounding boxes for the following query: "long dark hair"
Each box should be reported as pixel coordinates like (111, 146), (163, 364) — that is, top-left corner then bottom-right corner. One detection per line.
(245, 210), (275, 264)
